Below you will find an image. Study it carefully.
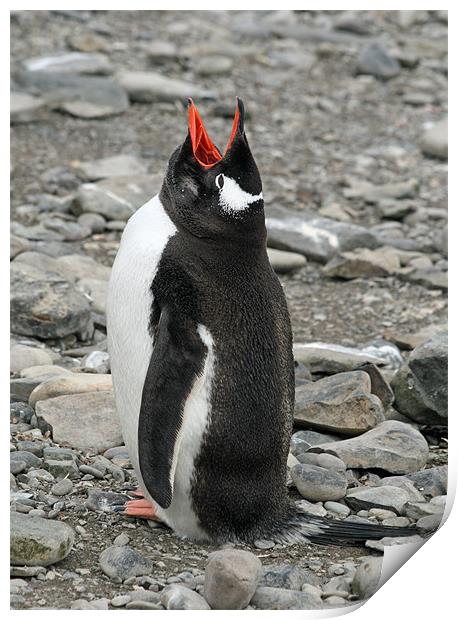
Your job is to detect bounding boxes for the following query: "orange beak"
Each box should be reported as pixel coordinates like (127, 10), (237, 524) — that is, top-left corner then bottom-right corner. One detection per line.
(188, 99), (241, 169)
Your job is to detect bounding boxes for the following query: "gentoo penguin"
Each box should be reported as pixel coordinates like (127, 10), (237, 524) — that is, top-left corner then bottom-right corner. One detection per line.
(107, 99), (416, 545)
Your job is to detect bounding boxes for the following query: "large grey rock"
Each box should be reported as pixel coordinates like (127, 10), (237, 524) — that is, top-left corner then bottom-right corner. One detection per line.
(295, 371), (385, 436)
(204, 549), (262, 610)
(356, 43), (401, 79)
(29, 373), (112, 406)
(293, 342), (389, 374)
(405, 466), (448, 498)
(420, 118), (448, 159)
(323, 247), (400, 279)
(309, 421), (429, 474)
(10, 262), (92, 340)
(10, 512), (74, 566)
(291, 463), (347, 502)
(265, 205), (379, 263)
(11, 92), (47, 124)
(99, 545), (152, 581)
(375, 476), (425, 502)
(160, 585), (210, 610)
(10, 345), (53, 374)
(351, 556), (382, 599)
(345, 485), (411, 515)
(290, 430), (340, 456)
(14, 71), (129, 119)
(251, 586), (322, 610)
(70, 154), (148, 182)
(22, 52), (113, 75)
(116, 71), (217, 103)
(392, 332), (447, 424)
(75, 175), (161, 220)
(36, 391), (122, 452)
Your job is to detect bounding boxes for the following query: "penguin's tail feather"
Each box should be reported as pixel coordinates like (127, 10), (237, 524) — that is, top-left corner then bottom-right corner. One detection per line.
(270, 507), (418, 547)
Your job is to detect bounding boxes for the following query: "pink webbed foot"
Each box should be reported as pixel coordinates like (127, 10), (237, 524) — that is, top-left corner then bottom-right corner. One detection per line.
(123, 497), (160, 520)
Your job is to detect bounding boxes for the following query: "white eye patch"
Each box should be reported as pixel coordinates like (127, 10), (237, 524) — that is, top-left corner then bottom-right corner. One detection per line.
(217, 175), (263, 214)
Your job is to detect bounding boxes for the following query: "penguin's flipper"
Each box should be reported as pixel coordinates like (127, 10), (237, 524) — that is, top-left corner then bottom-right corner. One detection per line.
(138, 306), (207, 510)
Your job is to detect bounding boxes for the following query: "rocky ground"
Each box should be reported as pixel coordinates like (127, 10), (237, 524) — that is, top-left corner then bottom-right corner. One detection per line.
(10, 9), (448, 610)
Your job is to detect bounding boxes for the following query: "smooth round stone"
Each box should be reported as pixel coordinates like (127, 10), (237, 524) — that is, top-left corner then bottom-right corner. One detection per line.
(99, 546), (152, 581)
(28, 509), (46, 518)
(291, 464), (347, 502)
(113, 532), (130, 546)
(111, 594), (131, 607)
(382, 516), (410, 527)
(324, 502), (350, 517)
(368, 508), (397, 521)
(160, 584), (210, 610)
(351, 556), (383, 599)
(11, 345), (53, 374)
(51, 478), (74, 496)
(204, 549), (262, 610)
(325, 595), (347, 606)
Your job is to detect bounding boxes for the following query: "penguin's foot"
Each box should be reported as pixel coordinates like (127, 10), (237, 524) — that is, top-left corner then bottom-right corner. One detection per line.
(123, 498), (159, 520)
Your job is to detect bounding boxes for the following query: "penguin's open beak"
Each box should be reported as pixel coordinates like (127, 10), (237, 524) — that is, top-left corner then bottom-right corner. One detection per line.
(188, 98), (244, 169)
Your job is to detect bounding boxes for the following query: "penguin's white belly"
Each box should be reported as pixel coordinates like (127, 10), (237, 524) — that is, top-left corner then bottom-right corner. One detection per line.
(107, 194), (212, 540)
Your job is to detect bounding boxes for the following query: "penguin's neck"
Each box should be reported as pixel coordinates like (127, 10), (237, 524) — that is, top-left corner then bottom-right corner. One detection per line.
(159, 184), (267, 251)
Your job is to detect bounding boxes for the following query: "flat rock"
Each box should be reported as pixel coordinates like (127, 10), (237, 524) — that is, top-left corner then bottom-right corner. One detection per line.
(204, 549), (262, 610)
(358, 363), (394, 409)
(70, 154), (148, 182)
(11, 92), (47, 124)
(416, 513), (443, 533)
(351, 556), (382, 599)
(296, 453), (346, 470)
(323, 247), (400, 279)
(294, 371), (385, 436)
(75, 175), (161, 220)
(383, 324), (446, 351)
(10, 512), (74, 566)
(14, 70), (129, 119)
(15, 252), (111, 283)
(267, 248), (307, 273)
(85, 490), (130, 512)
(343, 178), (418, 204)
(392, 331), (447, 424)
(10, 262), (92, 340)
(36, 391), (122, 452)
(420, 118), (448, 159)
(116, 71), (217, 103)
(345, 485), (411, 515)
(22, 52), (113, 75)
(160, 585), (210, 610)
(29, 373), (112, 406)
(10, 345), (53, 374)
(292, 464), (347, 502)
(290, 430), (340, 455)
(293, 342), (388, 374)
(251, 586), (322, 610)
(375, 477), (425, 503)
(265, 205), (379, 263)
(309, 420), (429, 474)
(356, 43), (401, 79)
(99, 545), (152, 581)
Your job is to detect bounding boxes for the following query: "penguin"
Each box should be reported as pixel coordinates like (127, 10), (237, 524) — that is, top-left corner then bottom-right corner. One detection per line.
(107, 98), (417, 545)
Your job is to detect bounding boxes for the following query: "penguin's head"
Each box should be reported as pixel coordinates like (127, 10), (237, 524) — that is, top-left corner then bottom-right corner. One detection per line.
(161, 98), (265, 240)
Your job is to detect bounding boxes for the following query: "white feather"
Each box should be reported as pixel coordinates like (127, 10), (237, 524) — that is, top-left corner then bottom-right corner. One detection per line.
(218, 175), (263, 214)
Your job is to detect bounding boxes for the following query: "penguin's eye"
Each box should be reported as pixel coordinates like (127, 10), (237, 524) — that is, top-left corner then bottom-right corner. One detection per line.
(215, 174), (224, 189)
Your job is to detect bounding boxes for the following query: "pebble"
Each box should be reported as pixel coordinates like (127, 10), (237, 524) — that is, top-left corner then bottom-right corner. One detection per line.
(110, 594), (131, 607)
(260, 564), (318, 590)
(420, 118), (448, 159)
(51, 478), (74, 496)
(292, 463), (347, 502)
(324, 247), (400, 279)
(113, 532), (130, 546)
(351, 556), (382, 599)
(324, 502), (350, 517)
(356, 43), (401, 80)
(10, 512), (75, 566)
(267, 248), (307, 273)
(10, 92), (47, 124)
(160, 584), (210, 610)
(204, 549), (262, 609)
(99, 545), (152, 581)
(254, 539), (275, 549)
